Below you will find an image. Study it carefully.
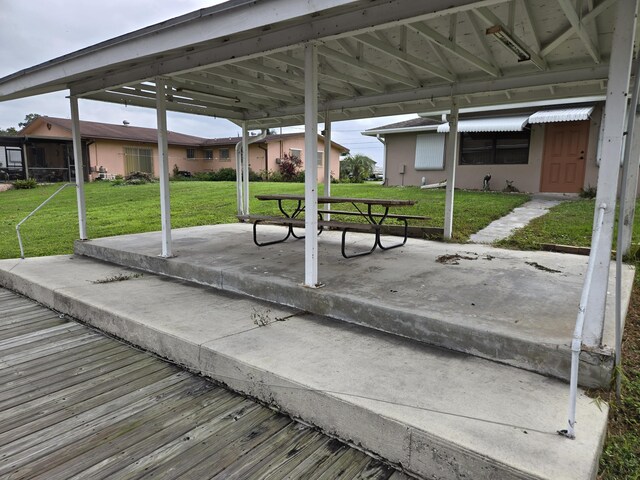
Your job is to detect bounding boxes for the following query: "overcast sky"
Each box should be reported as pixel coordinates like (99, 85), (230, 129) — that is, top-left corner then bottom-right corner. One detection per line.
(0, 0), (415, 166)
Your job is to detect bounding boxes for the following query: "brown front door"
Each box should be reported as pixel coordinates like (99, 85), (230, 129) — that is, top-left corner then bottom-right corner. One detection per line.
(540, 121), (589, 193)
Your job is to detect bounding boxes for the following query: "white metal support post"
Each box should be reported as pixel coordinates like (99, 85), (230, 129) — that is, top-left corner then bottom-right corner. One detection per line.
(444, 100), (459, 240)
(242, 123), (250, 215)
(323, 112), (332, 220)
(304, 42), (319, 287)
(621, 58), (640, 255)
(69, 96), (87, 240)
(155, 77), (173, 258)
(583, 0), (638, 346)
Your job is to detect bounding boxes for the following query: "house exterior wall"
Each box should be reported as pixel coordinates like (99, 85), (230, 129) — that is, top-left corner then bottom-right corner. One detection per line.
(24, 120), (343, 182)
(382, 105), (613, 194)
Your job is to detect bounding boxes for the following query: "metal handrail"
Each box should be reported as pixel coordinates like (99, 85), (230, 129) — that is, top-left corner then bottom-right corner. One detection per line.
(559, 202), (607, 439)
(16, 183), (76, 259)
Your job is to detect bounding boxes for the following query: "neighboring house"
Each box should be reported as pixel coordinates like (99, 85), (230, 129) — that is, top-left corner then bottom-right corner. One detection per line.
(0, 136), (27, 181)
(363, 101), (605, 194)
(5, 117), (346, 182)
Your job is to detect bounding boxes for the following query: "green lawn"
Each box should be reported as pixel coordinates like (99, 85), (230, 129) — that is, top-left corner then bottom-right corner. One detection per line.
(496, 198), (640, 251)
(0, 181), (529, 259)
(494, 198), (640, 480)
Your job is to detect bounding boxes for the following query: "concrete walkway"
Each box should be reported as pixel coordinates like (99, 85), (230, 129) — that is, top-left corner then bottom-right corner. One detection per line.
(470, 195), (573, 244)
(0, 255), (609, 480)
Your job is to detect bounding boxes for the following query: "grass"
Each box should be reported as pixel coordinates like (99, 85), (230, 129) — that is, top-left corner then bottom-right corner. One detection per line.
(496, 198), (640, 250)
(496, 198), (640, 480)
(0, 181), (529, 259)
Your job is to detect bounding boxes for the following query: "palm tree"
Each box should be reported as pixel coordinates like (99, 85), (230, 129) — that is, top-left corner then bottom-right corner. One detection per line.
(339, 154), (376, 183)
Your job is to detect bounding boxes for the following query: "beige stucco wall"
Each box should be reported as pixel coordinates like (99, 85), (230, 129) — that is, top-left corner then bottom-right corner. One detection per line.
(383, 106), (615, 194)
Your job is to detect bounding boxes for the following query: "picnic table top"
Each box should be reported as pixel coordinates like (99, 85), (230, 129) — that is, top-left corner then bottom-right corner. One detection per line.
(255, 194), (416, 206)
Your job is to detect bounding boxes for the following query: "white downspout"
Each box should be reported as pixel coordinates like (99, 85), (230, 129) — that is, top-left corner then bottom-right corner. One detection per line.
(69, 96), (87, 241)
(324, 113), (332, 220)
(376, 134), (386, 184)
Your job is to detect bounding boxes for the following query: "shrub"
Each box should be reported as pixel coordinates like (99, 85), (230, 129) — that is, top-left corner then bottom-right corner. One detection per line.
(277, 154), (302, 181)
(580, 185), (597, 198)
(213, 168), (236, 181)
(12, 178), (38, 189)
(125, 171), (155, 184)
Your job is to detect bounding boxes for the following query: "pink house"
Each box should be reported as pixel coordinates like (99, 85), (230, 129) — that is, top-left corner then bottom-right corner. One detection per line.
(17, 117), (347, 182)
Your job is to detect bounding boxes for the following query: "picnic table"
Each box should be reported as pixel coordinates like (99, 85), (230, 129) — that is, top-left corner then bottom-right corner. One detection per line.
(238, 194), (428, 258)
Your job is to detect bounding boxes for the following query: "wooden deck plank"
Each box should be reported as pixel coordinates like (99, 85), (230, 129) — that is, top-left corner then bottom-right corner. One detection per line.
(0, 340), (124, 386)
(18, 382), (221, 480)
(0, 348), (147, 405)
(0, 363), (178, 439)
(0, 342), (128, 392)
(211, 422), (316, 479)
(0, 318), (68, 340)
(0, 287), (402, 480)
(0, 373), (195, 476)
(178, 413), (293, 479)
(63, 393), (245, 480)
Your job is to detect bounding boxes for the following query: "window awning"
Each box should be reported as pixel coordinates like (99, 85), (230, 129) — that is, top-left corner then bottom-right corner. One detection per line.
(528, 106), (594, 123)
(437, 115), (530, 133)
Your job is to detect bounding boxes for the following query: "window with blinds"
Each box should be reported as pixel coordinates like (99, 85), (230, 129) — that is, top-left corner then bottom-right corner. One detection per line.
(124, 147), (153, 174)
(414, 134), (445, 170)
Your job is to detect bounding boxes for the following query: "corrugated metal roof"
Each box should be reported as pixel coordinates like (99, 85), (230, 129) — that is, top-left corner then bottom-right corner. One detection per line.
(528, 106), (595, 123)
(437, 116), (530, 133)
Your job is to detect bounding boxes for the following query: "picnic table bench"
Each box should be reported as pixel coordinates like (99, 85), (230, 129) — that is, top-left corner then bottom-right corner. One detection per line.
(237, 194), (429, 258)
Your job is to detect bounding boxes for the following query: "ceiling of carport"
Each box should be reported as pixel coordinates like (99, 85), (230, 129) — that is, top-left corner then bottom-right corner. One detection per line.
(0, 0), (634, 128)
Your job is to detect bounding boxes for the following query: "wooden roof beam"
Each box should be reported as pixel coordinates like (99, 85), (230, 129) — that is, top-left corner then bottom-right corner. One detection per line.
(316, 45), (420, 88)
(473, 6), (547, 70)
(540, 0), (614, 57)
(353, 33), (456, 82)
(408, 21), (502, 77)
(556, 0), (601, 63)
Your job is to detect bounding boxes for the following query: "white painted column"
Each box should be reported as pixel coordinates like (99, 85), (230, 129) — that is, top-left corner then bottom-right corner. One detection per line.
(443, 100), (459, 240)
(583, 0), (638, 346)
(621, 64), (640, 255)
(155, 77), (173, 258)
(242, 123), (250, 215)
(69, 96), (87, 240)
(323, 112), (332, 219)
(235, 133), (244, 216)
(304, 42), (319, 287)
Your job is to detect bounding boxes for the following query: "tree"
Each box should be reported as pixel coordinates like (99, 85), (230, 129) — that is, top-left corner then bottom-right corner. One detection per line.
(339, 154), (376, 183)
(18, 113), (41, 129)
(0, 126), (18, 136)
(0, 113), (41, 136)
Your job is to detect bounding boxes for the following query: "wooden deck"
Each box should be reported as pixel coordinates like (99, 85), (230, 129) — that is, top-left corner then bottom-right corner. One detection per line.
(0, 287), (409, 480)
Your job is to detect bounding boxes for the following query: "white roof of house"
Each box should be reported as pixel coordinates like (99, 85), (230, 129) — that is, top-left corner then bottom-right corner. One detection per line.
(528, 106), (595, 123)
(437, 115), (530, 133)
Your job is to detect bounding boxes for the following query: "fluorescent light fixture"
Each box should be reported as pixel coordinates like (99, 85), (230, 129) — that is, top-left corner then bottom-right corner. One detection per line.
(486, 25), (531, 62)
(175, 87), (240, 104)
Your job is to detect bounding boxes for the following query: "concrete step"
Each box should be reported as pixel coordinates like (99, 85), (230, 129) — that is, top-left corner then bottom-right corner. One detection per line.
(0, 255), (608, 480)
(71, 225), (635, 388)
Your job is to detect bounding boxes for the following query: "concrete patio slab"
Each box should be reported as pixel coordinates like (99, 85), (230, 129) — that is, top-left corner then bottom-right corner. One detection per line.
(0, 254), (609, 480)
(71, 224), (634, 388)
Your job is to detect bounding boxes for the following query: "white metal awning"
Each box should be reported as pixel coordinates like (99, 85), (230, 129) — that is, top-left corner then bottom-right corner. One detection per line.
(528, 106), (595, 123)
(437, 115), (530, 133)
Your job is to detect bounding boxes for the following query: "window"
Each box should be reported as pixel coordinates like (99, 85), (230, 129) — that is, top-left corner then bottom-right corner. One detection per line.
(289, 148), (302, 159)
(317, 151), (324, 168)
(186, 148), (196, 160)
(219, 148), (230, 161)
(414, 134), (445, 170)
(204, 149), (213, 161)
(460, 131), (530, 165)
(124, 147), (153, 174)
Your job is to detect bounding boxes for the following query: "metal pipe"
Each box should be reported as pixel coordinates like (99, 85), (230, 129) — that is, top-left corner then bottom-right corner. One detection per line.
(614, 55), (640, 400)
(16, 183), (75, 259)
(561, 202), (607, 439)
